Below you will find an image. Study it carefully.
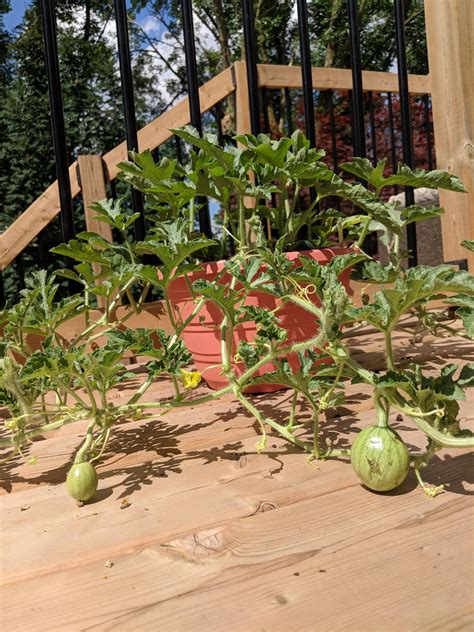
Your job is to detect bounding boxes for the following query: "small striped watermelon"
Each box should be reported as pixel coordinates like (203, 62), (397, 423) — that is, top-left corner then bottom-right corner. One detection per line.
(66, 462), (98, 503)
(351, 426), (410, 492)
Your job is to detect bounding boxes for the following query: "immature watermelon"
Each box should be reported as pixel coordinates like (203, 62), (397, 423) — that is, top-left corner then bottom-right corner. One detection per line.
(351, 425), (410, 492)
(66, 462), (98, 503)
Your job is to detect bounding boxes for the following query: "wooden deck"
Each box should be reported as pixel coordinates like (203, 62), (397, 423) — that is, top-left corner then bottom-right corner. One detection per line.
(1, 324), (473, 631)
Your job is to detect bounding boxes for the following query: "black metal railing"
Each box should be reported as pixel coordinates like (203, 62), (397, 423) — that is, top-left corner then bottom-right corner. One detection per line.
(0, 0), (436, 305)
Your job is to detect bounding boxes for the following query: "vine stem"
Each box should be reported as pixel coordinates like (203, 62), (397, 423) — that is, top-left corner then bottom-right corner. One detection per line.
(384, 329), (395, 371)
(355, 216), (371, 248)
(287, 390), (298, 431)
(383, 390), (474, 448)
(235, 389), (313, 453)
(374, 391), (390, 428)
(238, 196), (247, 248)
(89, 427), (111, 464)
(74, 419), (97, 464)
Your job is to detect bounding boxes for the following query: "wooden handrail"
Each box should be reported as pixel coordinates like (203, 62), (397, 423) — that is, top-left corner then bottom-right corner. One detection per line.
(0, 62), (430, 271)
(257, 64), (431, 94)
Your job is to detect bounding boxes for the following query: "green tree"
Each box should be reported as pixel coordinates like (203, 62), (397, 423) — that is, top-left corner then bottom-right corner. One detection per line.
(0, 0), (161, 301)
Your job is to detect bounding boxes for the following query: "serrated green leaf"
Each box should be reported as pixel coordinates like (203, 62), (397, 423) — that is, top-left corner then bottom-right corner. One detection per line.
(461, 240), (474, 253)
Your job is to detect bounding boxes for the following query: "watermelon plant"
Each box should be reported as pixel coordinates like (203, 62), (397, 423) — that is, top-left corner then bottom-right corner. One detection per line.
(0, 129), (473, 503)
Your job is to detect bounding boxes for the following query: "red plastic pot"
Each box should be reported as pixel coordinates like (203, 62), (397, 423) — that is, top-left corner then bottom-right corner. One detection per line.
(167, 248), (354, 393)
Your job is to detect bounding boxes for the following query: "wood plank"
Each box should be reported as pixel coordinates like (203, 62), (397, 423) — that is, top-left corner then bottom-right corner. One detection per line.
(425, 0), (474, 271)
(77, 156), (111, 241)
(0, 329), (473, 630)
(257, 64), (431, 94)
(106, 494), (473, 632)
(234, 61), (252, 137)
(1, 375), (472, 583)
(0, 67), (235, 271)
(234, 60), (258, 235)
(77, 155), (112, 308)
(1, 323), (472, 497)
(1, 455), (472, 631)
(0, 162), (80, 271)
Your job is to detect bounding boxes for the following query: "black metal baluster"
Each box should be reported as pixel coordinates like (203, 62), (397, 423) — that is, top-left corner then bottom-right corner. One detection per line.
(285, 88), (293, 135)
(394, 0), (416, 266)
(346, 0), (366, 158)
(296, 0), (316, 147)
(114, 0), (146, 241)
(423, 94), (434, 171)
(367, 91), (377, 164)
(241, 0), (260, 135)
(181, 0), (212, 236)
(39, 0), (75, 242)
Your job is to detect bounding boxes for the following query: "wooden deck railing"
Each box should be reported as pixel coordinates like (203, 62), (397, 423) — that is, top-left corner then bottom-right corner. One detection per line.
(0, 63), (432, 272)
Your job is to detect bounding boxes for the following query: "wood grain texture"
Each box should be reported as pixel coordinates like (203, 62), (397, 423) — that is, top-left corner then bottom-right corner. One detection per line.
(0, 162), (80, 271)
(77, 155), (112, 307)
(257, 64), (431, 94)
(77, 156), (111, 242)
(234, 61), (252, 137)
(0, 326), (473, 631)
(425, 0), (474, 271)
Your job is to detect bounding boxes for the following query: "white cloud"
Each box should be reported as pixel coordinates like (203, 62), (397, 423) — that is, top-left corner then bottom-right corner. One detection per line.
(139, 15), (162, 38)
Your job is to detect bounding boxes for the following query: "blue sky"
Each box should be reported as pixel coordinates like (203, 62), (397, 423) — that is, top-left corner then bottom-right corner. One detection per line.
(4, 1), (155, 31)
(4, 0), (30, 30)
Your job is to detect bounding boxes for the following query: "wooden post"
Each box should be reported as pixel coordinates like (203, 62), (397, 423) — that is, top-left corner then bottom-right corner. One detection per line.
(425, 0), (474, 271)
(77, 155), (112, 307)
(77, 155), (112, 240)
(234, 61), (262, 239)
(234, 61), (252, 137)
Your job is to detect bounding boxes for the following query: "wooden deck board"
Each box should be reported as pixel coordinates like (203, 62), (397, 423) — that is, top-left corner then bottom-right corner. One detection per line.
(1, 326), (473, 631)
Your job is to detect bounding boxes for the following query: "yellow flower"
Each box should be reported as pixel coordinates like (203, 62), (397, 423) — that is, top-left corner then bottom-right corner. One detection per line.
(179, 369), (202, 390)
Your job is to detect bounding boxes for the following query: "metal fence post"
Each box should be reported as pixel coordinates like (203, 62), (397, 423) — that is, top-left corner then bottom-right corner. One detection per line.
(181, 0), (212, 237)
(114, 0), (146, 242)
(394, 0), (417, 266)
(241, 0), (261, 135)
(346, 0), (366, 158)
(39, 0), (75, 242)
(296, 0), (316, 147)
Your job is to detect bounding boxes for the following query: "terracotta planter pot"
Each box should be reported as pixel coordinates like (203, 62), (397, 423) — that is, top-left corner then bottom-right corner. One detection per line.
(167, 248), (354, 393)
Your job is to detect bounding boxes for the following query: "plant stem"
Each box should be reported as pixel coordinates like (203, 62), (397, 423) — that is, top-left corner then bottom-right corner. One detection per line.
(238, 196), (247, 248)
(74, 418), (96, 464)
(189, 198), (195, 232)
(384, 329), (395, 371)
(356, 216), (371, 248)
(386, 393), (474, 448)
(374, 392), (389, 428)
(89, 427), (111, 464)
(171, 375), (182, 400)
(287, 390), (298, 430)
(235, 389), (312, 453)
